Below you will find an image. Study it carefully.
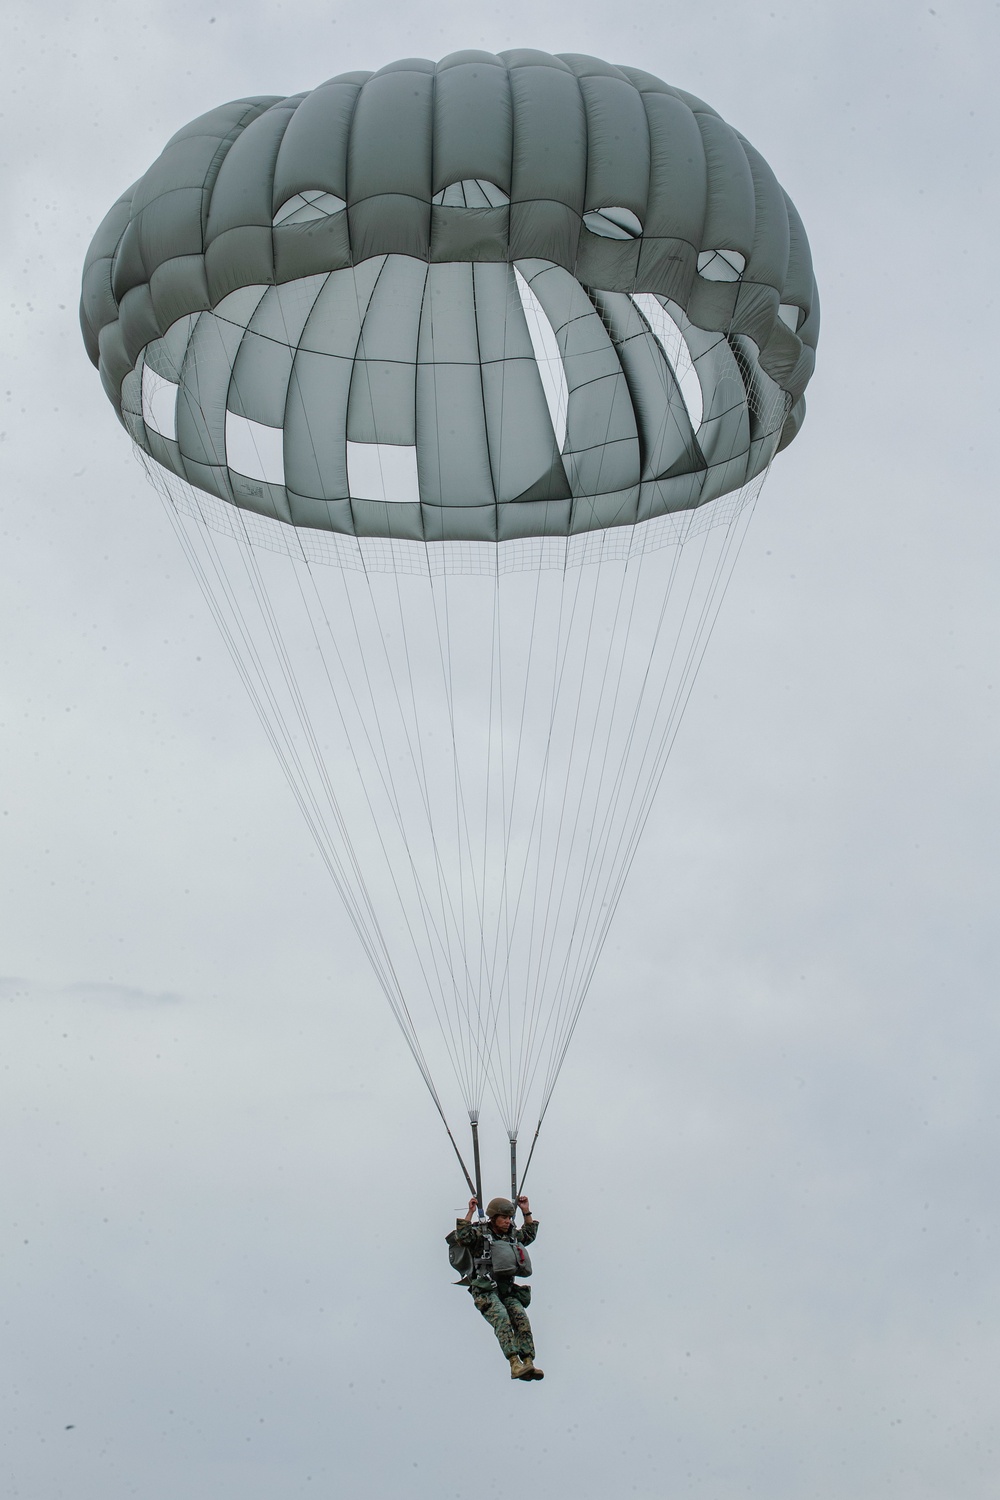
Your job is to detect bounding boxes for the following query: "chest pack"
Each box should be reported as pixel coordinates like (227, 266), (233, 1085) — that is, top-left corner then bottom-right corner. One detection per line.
(488, 1231), (532, 1279)
(446, 1225), (533, 1284)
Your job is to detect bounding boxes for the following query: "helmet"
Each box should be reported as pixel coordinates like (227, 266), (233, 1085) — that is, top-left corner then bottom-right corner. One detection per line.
(486, 1197), (515, 1219)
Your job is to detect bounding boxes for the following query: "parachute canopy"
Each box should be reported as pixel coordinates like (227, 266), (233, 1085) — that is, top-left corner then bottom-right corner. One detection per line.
(81, 49), (817, 545)
(81, 53), (818, 1189)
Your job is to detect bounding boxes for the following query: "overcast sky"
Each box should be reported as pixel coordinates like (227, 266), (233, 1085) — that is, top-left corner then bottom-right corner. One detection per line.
(2, 1), (998, 1495)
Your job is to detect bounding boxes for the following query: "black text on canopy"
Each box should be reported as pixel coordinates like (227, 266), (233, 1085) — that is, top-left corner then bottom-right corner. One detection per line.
(81, 50), (818, 1203)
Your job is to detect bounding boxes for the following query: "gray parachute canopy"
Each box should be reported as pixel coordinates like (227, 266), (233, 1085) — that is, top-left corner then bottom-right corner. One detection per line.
(80, 56), (820, 1180)
(80, 49), (818, 544)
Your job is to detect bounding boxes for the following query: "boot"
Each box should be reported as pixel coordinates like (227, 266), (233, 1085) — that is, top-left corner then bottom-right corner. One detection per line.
(508, 1354), (531, 1380)
(523, 1357), (545, 1380)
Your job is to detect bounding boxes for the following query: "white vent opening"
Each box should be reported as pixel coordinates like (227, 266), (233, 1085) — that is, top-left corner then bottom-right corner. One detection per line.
(272, 191), (347, 227)
(347, 442), (420, 504)
(432, 180), (510, 208)
(583, 206), (643, 240)
(226, 412), (286, 486)
(630, 294), (704, 432)
(513, 268), (569, 454)
(141, 363), (179, 442)
(697, 249), (746, 283)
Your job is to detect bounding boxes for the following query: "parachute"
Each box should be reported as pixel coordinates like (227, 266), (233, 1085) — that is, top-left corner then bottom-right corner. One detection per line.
(80, 50), (818, 1198)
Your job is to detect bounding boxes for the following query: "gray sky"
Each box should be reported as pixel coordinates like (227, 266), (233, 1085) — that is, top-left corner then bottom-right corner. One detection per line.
(2, 1), (998, 1495)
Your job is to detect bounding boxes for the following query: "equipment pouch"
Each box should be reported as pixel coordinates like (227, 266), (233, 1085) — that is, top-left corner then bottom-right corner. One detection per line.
(489, 1235), (532, 1278)
(446, 1229), (475, 1283)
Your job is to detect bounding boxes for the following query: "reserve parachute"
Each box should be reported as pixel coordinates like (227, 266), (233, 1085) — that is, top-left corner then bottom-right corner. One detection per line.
(81, 50), (818, 1197)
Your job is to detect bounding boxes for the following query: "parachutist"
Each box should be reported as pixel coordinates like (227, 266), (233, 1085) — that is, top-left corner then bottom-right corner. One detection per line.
(448, 1194), (543, 1380)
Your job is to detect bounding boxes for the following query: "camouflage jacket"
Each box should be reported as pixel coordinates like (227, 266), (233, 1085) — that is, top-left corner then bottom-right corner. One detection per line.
(451, 1217), (539, 1255)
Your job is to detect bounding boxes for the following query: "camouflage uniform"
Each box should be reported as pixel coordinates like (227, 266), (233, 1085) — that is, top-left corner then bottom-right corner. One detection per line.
(451, 1217), (539, 1361)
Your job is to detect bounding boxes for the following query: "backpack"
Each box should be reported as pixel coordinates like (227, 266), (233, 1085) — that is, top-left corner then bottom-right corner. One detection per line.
(446, 1229), (475, 1284)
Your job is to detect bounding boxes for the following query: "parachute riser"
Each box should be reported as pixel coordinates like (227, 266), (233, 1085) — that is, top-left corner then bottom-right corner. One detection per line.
(438, 1114), (476, 1200)
(470, 1115), (485, 1220)
(464, 1120), (518, 1218)
(516, 1121), (542, 1201)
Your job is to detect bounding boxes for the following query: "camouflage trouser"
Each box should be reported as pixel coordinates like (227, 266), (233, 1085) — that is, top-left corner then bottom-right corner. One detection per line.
(470, 1282), (534, 1360)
